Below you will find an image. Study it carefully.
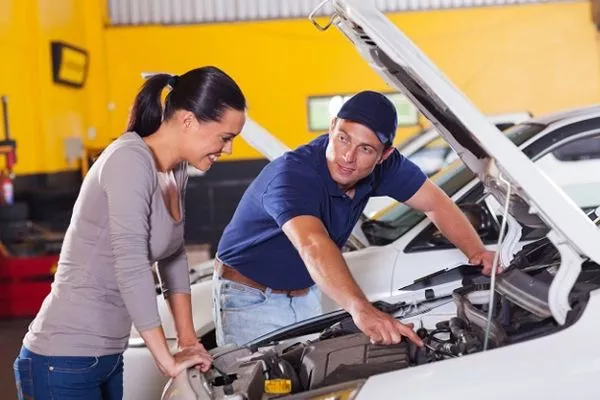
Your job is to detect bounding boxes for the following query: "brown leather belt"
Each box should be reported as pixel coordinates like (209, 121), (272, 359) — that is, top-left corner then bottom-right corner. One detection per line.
(215, 259), (310, 297)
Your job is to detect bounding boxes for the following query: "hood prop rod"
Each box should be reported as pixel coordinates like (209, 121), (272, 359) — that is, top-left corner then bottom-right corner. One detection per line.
(483, 173), (512, 351)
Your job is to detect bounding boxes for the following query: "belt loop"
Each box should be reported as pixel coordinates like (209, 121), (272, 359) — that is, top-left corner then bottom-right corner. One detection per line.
(214, 257), (223, 276)
(264, 287), (272, 297)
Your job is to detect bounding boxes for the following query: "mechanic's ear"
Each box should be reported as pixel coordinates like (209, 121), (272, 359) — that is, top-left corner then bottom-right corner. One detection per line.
(329, 117), (338, 134)
(379, 146), (395, 164)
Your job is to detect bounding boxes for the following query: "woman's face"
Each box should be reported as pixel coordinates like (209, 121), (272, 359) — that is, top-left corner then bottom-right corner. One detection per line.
(180, 108), (246, 172)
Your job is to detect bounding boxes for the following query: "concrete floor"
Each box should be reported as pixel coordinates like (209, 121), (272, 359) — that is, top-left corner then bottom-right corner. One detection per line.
(0, 318), (30, 400)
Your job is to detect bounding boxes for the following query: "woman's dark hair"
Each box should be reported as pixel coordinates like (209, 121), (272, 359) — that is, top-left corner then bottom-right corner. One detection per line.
(127, 66), (246, 137)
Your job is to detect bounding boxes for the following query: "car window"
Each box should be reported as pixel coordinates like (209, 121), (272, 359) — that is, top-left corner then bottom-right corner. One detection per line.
(395, 126), (435, 150)
(406, 122), (528, 177)
(534, 132), (600, 211)
(408, 137), (451, 176)
(552, 135), (600, 161)
(362, 123), (545, 246)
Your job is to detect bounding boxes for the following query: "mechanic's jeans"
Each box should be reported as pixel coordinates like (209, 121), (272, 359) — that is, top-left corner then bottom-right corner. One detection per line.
(213, 273), (322, 346)
(13, 346), (123, 400)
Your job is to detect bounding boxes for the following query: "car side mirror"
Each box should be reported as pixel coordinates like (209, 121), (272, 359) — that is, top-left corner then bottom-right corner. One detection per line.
(430, 203), (494, 245)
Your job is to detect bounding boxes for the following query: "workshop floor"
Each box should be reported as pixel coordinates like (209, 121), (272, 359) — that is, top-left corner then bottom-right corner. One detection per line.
(0, 318), (30, 399)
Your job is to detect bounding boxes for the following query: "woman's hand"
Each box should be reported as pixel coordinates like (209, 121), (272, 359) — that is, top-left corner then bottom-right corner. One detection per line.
(174, 345), (213, 374)
(178, 341), (213, 372)
(159, 344), (213, 377)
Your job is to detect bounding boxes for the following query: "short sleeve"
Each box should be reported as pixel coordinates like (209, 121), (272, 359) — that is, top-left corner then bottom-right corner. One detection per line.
(261, 168), (323, 228)
(373, 149), (427, 202)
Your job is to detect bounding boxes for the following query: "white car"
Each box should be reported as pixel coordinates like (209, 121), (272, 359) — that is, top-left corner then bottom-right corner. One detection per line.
(124, 94), (600, 400)
(159, 0), (600, 399)
(129, 98), (600, 398)
(362, 111), (532, 218)
(124, 75), (600, 400)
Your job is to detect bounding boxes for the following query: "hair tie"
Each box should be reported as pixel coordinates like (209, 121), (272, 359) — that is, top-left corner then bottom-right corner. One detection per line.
(168, 75), (179, 89)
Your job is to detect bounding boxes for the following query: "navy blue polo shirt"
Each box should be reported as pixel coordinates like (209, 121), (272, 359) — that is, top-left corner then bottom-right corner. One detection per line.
(216, 134), (426, 290)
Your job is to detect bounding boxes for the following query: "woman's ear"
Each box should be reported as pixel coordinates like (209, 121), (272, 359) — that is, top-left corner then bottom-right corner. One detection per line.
(181, 111), (194, 130)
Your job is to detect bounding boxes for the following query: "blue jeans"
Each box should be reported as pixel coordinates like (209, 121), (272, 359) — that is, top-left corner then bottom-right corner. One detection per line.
(212, 273), (322, 346)
(13, 346), (123, 400)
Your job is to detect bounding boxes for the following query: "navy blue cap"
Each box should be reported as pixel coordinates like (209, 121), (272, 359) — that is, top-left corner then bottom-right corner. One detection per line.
(337, 91), (398, 146)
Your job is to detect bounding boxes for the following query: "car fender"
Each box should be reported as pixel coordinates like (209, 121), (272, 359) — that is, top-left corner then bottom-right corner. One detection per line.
(129, 278), (215, 341)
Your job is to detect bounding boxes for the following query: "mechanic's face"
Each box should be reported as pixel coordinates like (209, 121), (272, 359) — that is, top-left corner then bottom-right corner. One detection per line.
(179, 108), (246, 172)
(326, 118), (394, 190)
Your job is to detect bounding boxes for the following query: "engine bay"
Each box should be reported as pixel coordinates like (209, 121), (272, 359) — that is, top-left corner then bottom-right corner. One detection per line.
(199, 284), (584, 399)
(175, 236), (600, 400)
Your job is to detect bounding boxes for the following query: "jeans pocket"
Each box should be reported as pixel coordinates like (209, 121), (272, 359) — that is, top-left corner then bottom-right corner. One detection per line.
(220, 281), (268, 311)
(13, 357), (34, 400)
(49, 356), (99, 374)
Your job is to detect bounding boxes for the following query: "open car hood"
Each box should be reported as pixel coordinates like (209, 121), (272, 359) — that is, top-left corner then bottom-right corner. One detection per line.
(314, 0), (600, 324)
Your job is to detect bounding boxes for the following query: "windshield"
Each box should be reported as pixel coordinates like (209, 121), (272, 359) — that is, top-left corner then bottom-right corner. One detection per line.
(395, 125), (435, 150)
(401, 120), (524, 176)
(362, 123), (546, 246)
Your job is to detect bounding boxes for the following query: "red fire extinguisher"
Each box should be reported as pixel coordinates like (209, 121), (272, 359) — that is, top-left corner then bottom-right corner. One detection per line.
(0, 170), (13, 205)
(1, 95), (16, 206)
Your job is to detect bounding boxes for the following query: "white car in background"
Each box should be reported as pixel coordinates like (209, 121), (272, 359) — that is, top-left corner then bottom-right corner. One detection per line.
(160, 1), (600, 399)
(362, 111), (532, 218)
(399, 111), (531, 176)
(124, 14), (600, 400)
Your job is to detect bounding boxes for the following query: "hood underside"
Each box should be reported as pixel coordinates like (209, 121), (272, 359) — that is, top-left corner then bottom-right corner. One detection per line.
(324, 0), (600, 263)
(315, 0), (600, 324)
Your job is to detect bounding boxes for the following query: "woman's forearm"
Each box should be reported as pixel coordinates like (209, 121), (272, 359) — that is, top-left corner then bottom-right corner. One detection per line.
(139, 326), (176, 374)
(166, 293), (198, 347)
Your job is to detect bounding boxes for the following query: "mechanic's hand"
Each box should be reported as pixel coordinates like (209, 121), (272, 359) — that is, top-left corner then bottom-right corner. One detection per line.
(469, 250), (503, 276)
(350, 303), (423, 347)
(160, 346), (213, 377)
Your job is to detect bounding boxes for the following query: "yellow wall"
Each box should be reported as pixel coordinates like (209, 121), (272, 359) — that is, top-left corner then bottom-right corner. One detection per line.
(104, 1), (600, 161)
(0, 0), (107, 175)
(2, 1), (599, 173)
(0, 1), (40, 173)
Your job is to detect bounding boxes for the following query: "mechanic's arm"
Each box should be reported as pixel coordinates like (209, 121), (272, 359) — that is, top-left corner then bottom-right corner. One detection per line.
(282, 216), (423, 347)
(404, 179), (498, 274)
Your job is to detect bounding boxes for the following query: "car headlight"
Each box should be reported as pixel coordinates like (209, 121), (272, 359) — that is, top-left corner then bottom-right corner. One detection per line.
(307, 380), (365, 400)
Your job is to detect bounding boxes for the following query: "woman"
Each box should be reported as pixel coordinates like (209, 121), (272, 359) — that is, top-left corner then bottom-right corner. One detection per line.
(13, 66), (246, 399)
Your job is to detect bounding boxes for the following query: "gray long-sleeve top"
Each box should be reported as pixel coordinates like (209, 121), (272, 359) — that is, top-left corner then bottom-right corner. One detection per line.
(24, 132), (191, 356)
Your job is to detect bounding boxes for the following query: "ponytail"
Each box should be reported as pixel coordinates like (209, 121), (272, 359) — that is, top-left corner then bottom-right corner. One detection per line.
(127, 66), (245, 138)
(127, 74), (173, 138)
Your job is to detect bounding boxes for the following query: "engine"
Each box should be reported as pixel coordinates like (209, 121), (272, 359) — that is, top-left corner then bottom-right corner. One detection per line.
(176, 280), (566, 400)
(293, 333), (410, 390)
